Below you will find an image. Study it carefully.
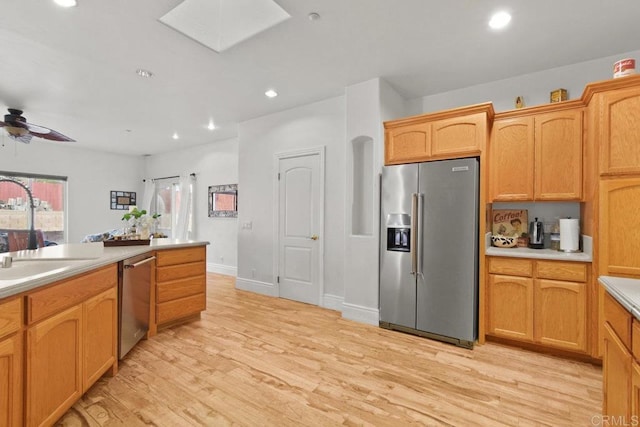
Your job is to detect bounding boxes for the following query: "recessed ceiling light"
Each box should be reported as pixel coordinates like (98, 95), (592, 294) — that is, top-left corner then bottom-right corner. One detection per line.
(489, 11), (511, 29)
(265, 89), (278, 98)
(207, 121), (216, 130)
(54, 0), (77, 7)
(136, 68), (153, 78)
(308, 12), (320, 21)
(172, 132), (179, 140)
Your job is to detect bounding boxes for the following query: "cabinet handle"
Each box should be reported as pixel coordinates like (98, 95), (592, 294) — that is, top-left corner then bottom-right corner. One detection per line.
(124, 256), (156, 269)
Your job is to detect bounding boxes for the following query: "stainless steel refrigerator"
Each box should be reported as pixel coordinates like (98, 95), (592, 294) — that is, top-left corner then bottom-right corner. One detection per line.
(379, 157), (479, 348)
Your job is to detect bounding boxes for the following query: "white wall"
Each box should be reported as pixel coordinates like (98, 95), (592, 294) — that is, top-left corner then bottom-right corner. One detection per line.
(415, 49), (640, 114)
(0, 141), (144, 243)
(143, 138), (238, 276)
(237, 96), (346, 301)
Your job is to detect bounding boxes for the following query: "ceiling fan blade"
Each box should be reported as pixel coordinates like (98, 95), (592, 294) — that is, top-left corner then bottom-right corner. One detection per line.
(28, 126), (75, 142)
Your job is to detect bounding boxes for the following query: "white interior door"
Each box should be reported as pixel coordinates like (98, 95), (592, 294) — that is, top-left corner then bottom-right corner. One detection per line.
(277, 150), (323, 305)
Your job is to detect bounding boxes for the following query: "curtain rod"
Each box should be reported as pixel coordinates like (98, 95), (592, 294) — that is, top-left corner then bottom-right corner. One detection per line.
(143, 173), (196, 182)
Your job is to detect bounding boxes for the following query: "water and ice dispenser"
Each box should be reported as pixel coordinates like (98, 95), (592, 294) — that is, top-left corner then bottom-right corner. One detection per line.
(385, 213), (411, 252)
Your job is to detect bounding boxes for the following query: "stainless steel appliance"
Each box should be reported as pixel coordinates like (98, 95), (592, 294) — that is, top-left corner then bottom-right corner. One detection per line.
(119, 252), (155, 359)
(379, 158), (479, 349)
(528, 217), (545, 249)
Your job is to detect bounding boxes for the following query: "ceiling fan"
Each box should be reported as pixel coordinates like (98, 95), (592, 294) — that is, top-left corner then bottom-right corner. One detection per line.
(0, 108), (75, 144)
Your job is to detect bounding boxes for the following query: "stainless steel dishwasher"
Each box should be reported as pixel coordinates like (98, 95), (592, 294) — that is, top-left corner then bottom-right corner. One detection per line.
(119, 252), (155, 359)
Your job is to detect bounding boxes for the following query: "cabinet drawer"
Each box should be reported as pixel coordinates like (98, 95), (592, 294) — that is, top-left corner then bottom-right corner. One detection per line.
(156, 247), (206, 267)
(605, 291), (632, 350)
(0, 297), (22, 339)
(156, 293), (206, 325)
(157, 262), (206, 282)
(633, 319), (640, 361)
(488, 257), (533, 277)
(535, 261), (587, 282)
(26, 264), (117, 325)
(157, 276), (206, 303)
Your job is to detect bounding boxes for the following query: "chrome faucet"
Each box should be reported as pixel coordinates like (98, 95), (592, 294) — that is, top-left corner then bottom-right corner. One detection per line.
(0, 177), (37, 250)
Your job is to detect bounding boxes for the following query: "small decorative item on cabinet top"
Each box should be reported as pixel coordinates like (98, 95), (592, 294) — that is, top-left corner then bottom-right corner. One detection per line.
(515, 96), (524, 109)
(550, 88), (568, 103)
(613, 58), (636, 78)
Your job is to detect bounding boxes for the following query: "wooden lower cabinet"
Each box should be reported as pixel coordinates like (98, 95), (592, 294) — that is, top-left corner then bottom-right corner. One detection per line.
(26, 305), (83, 427)
(25, 285), (117, 427)
(83, 287), (117, 391)
(632, 361), (640, 419)
(0, 296), (22, 427)
(488, 274), (534, 341)
(0, 332), (22, 427)
(155, 247), (207, 328)
(603, 322), (632, 420)
(487, 257), (589, 354)
(534, 279), (587, 352)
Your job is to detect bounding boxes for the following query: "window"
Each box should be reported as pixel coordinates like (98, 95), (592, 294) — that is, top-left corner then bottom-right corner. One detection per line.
(152, 177), (193, 239)
(0, 172), (67, 252)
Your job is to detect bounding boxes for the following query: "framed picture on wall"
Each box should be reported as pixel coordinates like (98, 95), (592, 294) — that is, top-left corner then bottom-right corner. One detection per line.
(111, 191), (136, 210)
(208, 184), (237, 217)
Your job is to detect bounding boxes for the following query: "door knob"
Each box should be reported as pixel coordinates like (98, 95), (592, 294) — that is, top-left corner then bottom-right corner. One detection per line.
(310, 234), (319, 240)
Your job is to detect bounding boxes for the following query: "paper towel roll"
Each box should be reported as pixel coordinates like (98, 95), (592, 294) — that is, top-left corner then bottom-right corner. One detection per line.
(559, 218), (580, 252)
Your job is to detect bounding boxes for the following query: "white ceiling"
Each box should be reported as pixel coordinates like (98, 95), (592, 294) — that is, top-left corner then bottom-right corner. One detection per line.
(1, 0), (640, 156)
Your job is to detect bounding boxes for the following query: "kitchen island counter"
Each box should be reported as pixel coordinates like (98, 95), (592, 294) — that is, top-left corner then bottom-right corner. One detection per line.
(0, 239), (209, 299)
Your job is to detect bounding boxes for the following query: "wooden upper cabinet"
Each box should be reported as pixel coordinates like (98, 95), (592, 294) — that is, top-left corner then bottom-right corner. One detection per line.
(489, 107), (583, 201)
(599, 86), (640, 176)
(384, 103), (493, 165)
(534, 110), (583, 200)
(599, 177), (640, 277)
(430, 113), (486, 157)
(385, 123), (430, 164)
(489, 117), (535, 201)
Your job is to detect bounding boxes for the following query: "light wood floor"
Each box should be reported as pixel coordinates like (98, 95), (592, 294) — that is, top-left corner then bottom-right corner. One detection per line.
(58, 273), (602, 426)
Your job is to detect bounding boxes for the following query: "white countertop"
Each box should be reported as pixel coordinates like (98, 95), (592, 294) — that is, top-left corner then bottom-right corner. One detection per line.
(599, 276), (640, 321)
(0, 239), (209, 299)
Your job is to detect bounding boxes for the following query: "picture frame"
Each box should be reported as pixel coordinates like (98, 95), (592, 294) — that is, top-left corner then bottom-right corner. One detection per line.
(208, 184), (237, 218)
(110, 191), (136, 210)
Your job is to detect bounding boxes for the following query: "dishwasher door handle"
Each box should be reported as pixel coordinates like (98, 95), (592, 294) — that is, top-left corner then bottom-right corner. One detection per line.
(124, 256), (156, 269)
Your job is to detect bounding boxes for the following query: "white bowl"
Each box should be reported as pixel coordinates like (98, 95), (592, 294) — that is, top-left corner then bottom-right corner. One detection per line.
(491, 235), (517, 248)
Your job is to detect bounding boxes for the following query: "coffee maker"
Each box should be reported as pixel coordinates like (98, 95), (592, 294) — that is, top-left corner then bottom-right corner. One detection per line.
(528, 217), (545, 249)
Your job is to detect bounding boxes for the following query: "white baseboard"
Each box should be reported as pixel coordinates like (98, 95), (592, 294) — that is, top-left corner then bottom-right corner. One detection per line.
(207, 262), (237, 277)
(322, 294), (344, 311)
(235, 277), (278, 297)
(341, 302), (379, 326)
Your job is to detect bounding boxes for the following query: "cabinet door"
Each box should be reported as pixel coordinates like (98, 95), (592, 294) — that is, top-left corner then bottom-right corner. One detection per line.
(83, 287), (117, 391)
(0, 333), (22, 427)
(431, 113), (485, 157)
(489, 117), (534, 201)
(385, 123), (430, 165)
(632, 361), (640, 420)
(488, 274), (534, 341)
(603, 323), (631, 420)
(534, 109), (583, 200)
(599, 87), (640, 175)
(534, 279), (587, 352)
(26, 305), (82, 427)
(599, 178), (640, 277)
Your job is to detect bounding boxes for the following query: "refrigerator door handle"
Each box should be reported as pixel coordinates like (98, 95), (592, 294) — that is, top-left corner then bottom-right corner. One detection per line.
(410, 193), (418, 275)
(417, 193), (424, 277)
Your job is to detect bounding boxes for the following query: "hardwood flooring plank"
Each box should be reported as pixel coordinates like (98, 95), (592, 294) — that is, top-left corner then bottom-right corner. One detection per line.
(57, 273), (602, 426)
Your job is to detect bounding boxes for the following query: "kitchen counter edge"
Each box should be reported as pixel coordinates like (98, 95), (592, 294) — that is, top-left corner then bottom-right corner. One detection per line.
(0, 239), (209, 300)
(599, 275), (640, 321)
